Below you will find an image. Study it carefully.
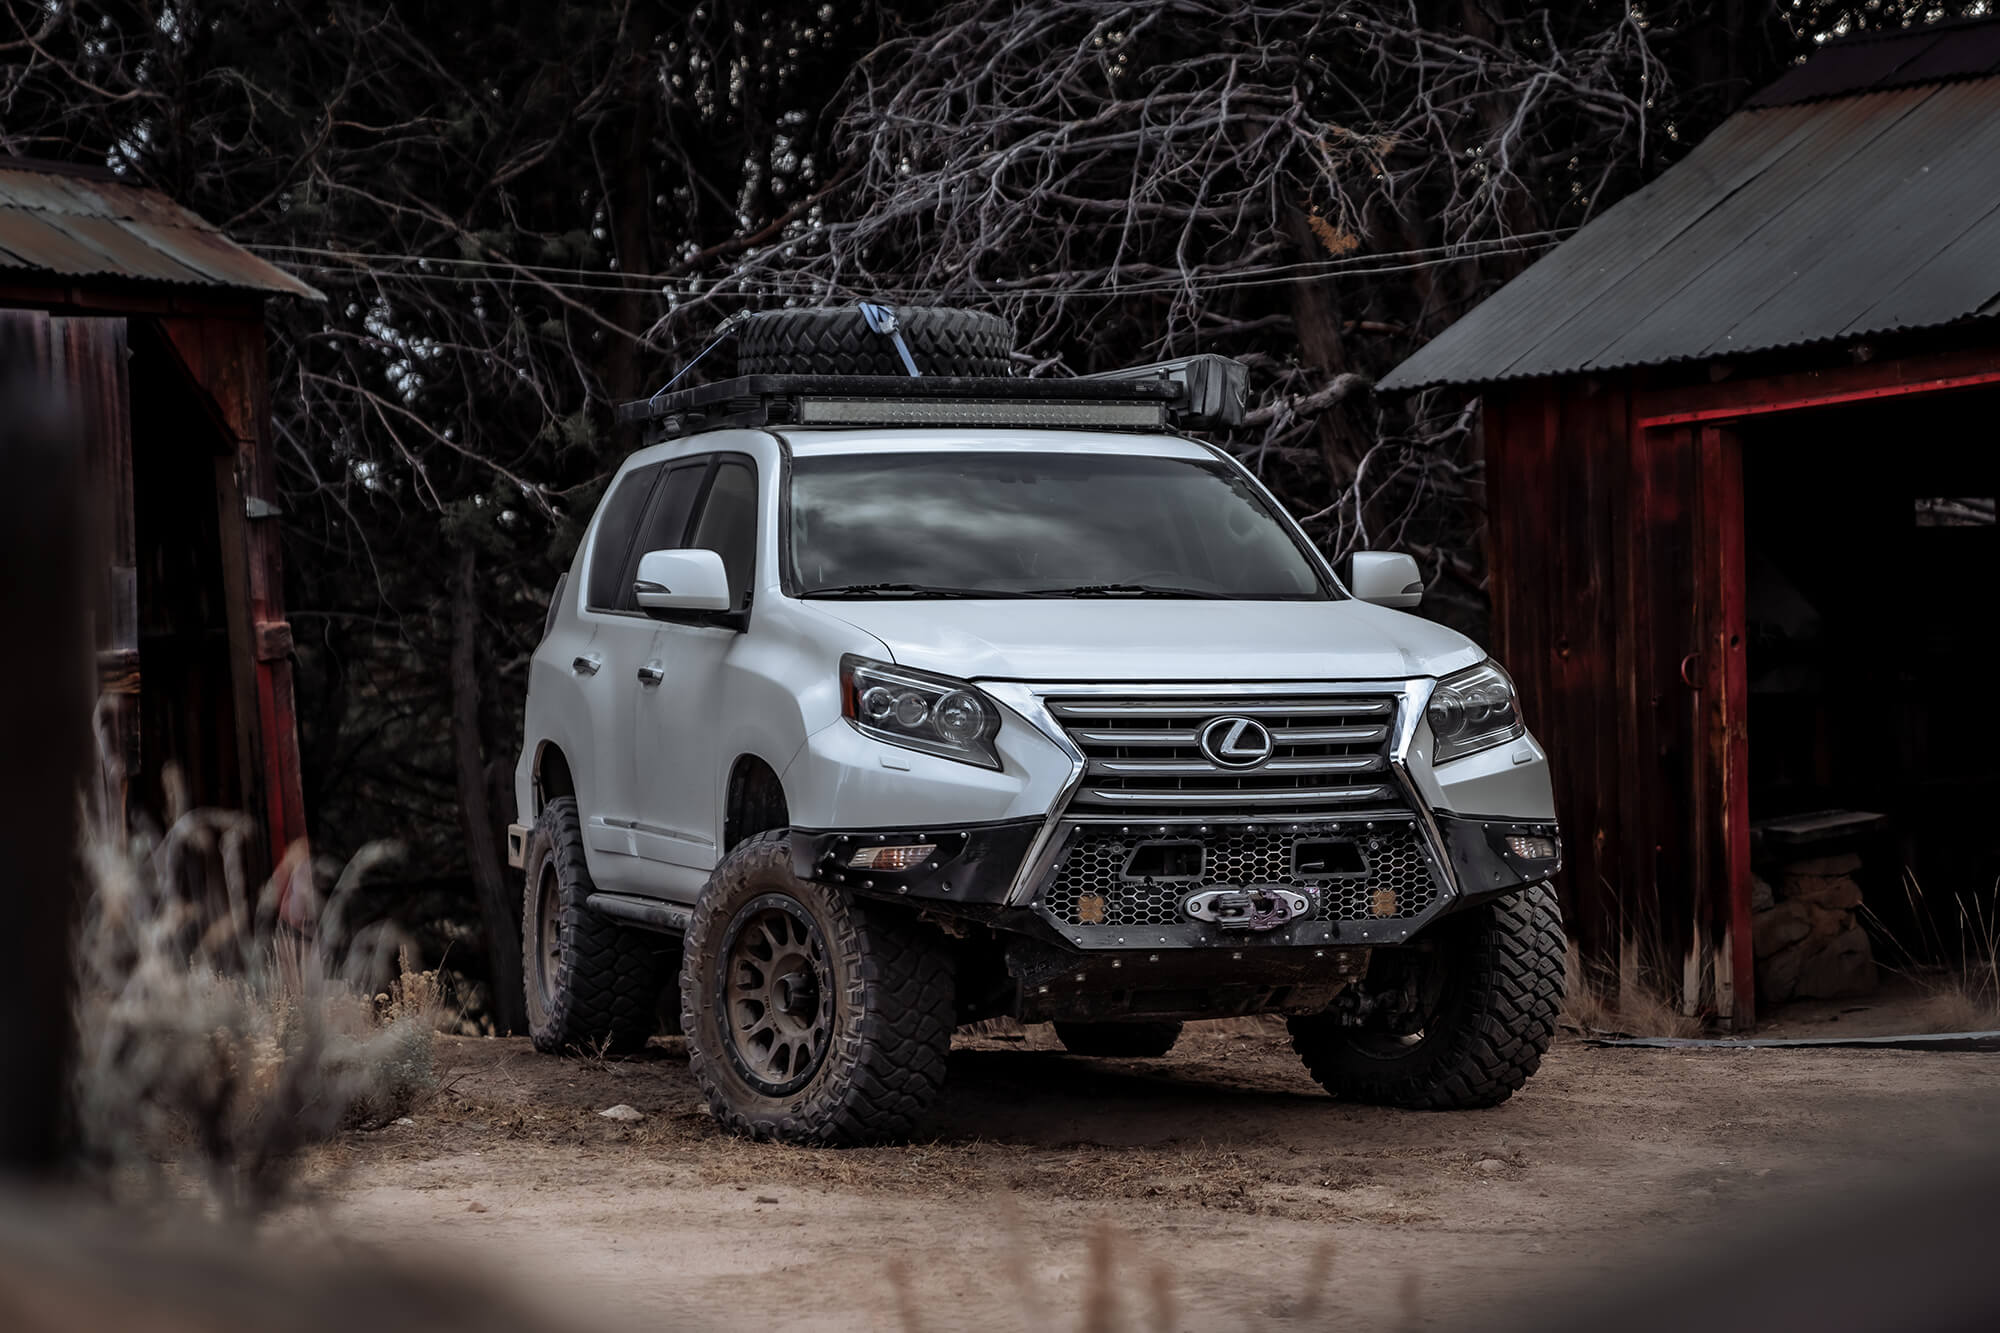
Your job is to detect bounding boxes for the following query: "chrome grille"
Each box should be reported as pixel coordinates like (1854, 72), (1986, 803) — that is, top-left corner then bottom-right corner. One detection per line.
(1039, 823), (1440, 928)
(1046, 695), (1402, 817)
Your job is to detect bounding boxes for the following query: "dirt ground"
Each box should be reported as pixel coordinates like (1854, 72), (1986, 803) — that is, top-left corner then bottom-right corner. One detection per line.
(289, 1009), (2000, 1333)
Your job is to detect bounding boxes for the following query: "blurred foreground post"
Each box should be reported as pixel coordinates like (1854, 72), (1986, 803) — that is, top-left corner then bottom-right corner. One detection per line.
(0, 353), (92, 1174)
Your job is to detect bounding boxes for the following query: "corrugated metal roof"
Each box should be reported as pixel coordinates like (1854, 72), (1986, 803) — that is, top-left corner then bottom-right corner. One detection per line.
(1379, 25), (2000, 393)
(0, 160), (320, 300)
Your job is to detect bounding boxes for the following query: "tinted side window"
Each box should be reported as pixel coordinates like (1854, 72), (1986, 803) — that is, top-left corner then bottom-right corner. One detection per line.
(689, 459), (758, 610)
(611, 460), (708, 611)
(585, 463), (663, 611)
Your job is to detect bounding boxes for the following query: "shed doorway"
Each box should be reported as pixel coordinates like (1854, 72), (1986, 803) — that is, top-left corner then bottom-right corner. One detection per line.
(1739, 386), (2000, 1003)
(127, 319), (248, 825)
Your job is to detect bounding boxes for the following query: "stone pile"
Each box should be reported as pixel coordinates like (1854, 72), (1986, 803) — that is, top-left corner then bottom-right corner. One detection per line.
(1751, 853), (1878, 1003)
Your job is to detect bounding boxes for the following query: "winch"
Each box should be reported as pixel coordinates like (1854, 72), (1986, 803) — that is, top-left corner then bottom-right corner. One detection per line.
(1179, 885), (1311, 931)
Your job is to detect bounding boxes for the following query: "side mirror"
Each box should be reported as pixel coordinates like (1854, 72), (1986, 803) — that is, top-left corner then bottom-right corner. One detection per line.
(1349, 551), (1424, 609)
(634, 549), (732, 614)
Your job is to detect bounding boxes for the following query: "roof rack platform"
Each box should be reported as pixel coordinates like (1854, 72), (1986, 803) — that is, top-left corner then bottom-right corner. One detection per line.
(615, 355), (1246, 442)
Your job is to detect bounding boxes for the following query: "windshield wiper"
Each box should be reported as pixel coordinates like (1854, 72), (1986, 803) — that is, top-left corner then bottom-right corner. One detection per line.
(1028, 583), (1227, 599)
(799, 582), (1038, 598)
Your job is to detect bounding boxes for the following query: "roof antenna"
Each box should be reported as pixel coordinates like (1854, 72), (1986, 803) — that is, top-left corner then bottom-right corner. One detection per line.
(858, 302), (921, 377)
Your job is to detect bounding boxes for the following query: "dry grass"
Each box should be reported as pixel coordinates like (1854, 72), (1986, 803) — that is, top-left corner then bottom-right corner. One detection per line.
(72, 793), (447, 1217)
(1870, 872), (2000, 1034)
(880, 1212), (1364, 1333)
(1559, 940), (1704, 1039)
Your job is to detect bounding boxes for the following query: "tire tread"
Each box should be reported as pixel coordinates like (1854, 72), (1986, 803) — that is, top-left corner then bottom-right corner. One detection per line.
(522, 797), (667, 1055)
(1288, 884), (1564, 1110)
(680, 830), (954, 1146)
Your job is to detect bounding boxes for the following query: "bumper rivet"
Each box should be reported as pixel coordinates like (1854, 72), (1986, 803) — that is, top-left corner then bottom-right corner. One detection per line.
(1148, 953), (1160, 962)
(1074, 973), (1085, 982)
(1231, 951), (1242, 960)
(1038, 985), (1049, 994)
(1111, 959), (1122, 969)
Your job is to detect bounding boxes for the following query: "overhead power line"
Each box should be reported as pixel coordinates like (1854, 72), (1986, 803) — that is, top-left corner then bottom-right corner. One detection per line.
(245, 231), (1573, 302)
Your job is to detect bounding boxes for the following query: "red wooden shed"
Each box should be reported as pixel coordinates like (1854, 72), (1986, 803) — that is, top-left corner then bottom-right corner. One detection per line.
(1381, 21), (2000, 1025)
(0, 158), (320, 878)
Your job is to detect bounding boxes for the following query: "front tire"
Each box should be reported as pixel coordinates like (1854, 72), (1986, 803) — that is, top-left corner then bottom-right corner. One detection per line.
(680, 830), (955, 1145)
(521, 797), (669, 1054)
(1289, 883), (1564, 1109)
(1053, 1020), (1183, 1058)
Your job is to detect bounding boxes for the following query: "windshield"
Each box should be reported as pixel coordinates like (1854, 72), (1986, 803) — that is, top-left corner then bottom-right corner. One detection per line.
(786, 450), (1332, 600)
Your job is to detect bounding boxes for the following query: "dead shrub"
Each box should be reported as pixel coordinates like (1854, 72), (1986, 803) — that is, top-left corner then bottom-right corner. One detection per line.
(71, 800), (448, 1217)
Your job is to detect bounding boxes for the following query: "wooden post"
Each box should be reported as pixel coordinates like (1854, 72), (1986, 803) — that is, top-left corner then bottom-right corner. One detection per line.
(0, 322), (93, 1173)
(1696, 424), (1754, 1027)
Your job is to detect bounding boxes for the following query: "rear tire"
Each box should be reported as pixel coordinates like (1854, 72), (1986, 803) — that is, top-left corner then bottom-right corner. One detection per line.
(1288, 883), (1564, 1109)
(521, 797), (669, 1055)
(681, 830), (955, 1145)
(1053, 1020), (1183, 1058)
(733, 306), (1015, 378)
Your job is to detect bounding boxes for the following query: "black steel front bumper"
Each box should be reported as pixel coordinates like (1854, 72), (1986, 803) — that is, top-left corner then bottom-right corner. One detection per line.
(790, 811), (1559, 950)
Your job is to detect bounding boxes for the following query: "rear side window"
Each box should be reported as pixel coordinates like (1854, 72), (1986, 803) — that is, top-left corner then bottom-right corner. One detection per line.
(584, 463), (662, 611)
(689, 459), (759, 610)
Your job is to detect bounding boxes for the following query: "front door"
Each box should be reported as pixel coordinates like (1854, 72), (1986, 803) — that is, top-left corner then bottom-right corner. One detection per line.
(631, 455), (759, 902)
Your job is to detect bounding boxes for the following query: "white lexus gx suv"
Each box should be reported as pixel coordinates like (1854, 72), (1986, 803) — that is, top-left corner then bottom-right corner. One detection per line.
(510, 307), (1565, 1145)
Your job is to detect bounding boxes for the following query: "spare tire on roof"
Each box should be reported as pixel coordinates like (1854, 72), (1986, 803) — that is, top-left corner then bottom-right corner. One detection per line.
(732, 306), (1015, 378)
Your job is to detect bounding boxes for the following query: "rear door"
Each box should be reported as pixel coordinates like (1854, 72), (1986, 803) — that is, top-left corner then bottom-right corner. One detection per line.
(568, 460), (665, 890)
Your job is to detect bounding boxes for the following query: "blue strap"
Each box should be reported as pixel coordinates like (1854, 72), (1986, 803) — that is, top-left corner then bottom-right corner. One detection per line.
(857, 301), (921, 377)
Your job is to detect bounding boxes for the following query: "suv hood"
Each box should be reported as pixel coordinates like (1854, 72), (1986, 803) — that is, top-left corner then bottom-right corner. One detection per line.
(814, 598), (1484, 683)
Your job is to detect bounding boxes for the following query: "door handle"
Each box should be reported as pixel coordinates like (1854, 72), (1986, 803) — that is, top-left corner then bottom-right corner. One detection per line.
(637, 660), (664, 686)
(572, 653), (601, 676)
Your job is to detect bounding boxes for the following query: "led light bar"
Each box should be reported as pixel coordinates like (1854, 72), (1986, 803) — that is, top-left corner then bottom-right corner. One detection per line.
(796, 398), (1168, 429)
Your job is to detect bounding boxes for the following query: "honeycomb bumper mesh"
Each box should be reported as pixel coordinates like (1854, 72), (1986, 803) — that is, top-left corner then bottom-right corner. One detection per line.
(1037, 823), (1443, 930)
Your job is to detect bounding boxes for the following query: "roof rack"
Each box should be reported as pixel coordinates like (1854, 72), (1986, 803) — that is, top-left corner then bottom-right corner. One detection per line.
(614, 354), (1247, 442)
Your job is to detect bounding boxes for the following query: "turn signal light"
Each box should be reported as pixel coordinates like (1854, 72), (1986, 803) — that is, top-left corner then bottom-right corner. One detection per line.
(1504, 835), (1558, 861)
(847, 843), (936, 871)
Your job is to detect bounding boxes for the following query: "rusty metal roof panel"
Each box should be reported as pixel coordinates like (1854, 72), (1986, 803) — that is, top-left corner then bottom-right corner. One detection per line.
(0, 208), (127, 275)
(1379, 35), (2000, 393)
(0, 161), (320, 300)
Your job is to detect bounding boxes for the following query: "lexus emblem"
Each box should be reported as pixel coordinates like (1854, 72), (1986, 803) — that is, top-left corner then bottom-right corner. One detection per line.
(1198, 716), (1275, 769)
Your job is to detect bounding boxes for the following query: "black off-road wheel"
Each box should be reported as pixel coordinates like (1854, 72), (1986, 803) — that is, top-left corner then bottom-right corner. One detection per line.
(733, 306), (1014, 378)
(521, 797), (669, 1055)
(1052, 1020), (1183, 1058)
(1289, 883), (1564, 1109)
(680, 830), (955, 1146)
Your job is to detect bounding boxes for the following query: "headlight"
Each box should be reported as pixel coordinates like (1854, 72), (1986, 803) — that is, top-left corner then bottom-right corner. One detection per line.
(1427, 661), (1525, 764)
(840, 655), (1003, 770)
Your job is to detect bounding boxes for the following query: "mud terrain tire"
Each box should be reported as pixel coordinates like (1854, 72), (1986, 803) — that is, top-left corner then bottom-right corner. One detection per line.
(733, 306), (1014, 378)
(1288, 883), (1564, 1109)
(681, 830), (954, 1146)
(1053, 1020), (1183, 1058)
(522, 797), (670, 1055)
